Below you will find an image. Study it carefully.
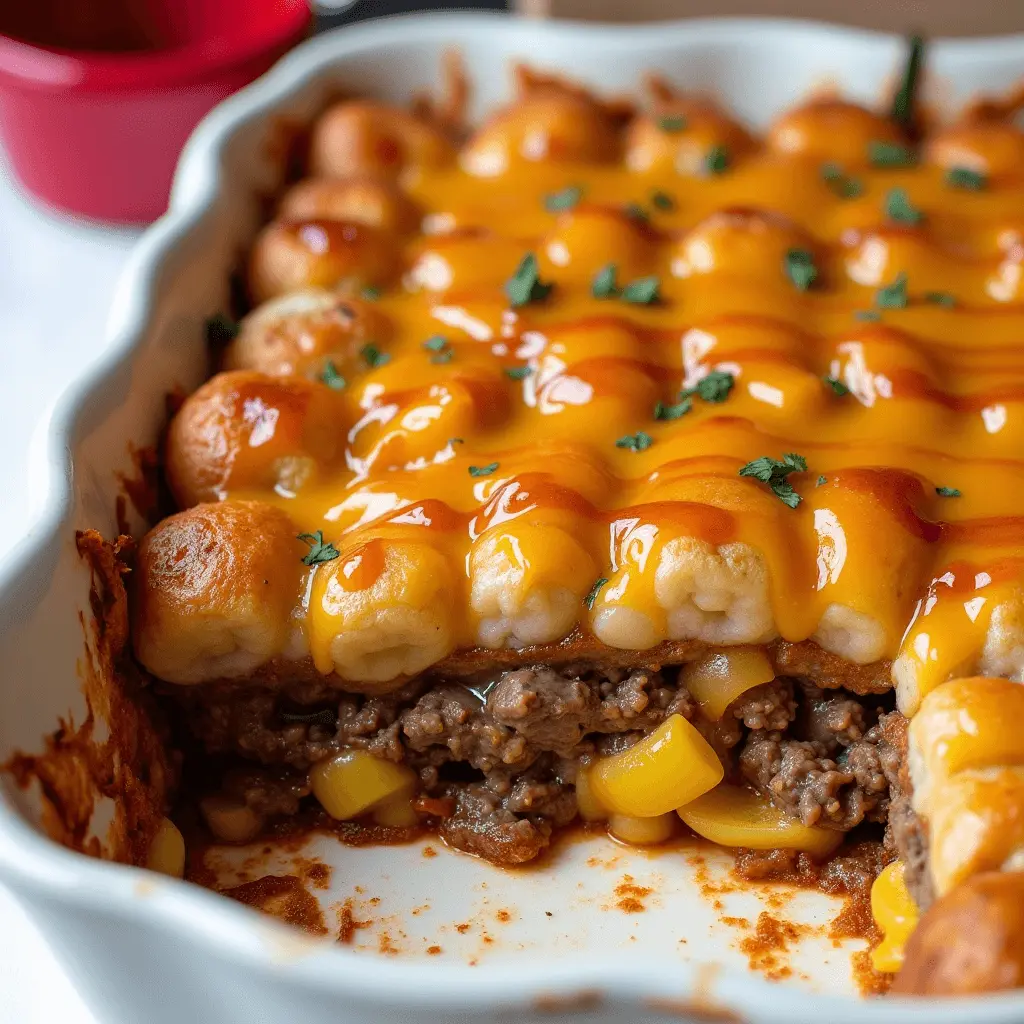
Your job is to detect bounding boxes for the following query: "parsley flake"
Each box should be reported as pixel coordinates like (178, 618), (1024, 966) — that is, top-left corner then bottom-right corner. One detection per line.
(824, 376), (850, 396)
(876, 272), (909, 309)
(431, 350), (454, 364)
(423, 335), (449, 352)
(319, 360), (346, 390)
(855, 310), (881, 322)
(505, 253), (554, 308)
(361, 343), (390, 368)
(784, 248), (818, 291)
(936, 486), (962, 498)
(817, 475), (827, 487)
(657, 114), (688, 133)
(820, 163), (863, 199)
(891, 34), (925, 129)
(704, 145), (730, 175)
(624, 202), (649, 223)
(689, 370), (735, 404)
(885, 187), (923, 225)
(868, 141), (916, 168)
(738, 452), (808, 508)
(654, 397), (693, 421)
(469, 463), (499, 478)
(584, 577), (609, 610)
(505, 365), (532, 380)
(616, 431), (654, 452)
(297, 531), (340, 567)
(361, 286), (381, 301)
(946, 166), (987, 191)
(592, 263), (619, 299)
(448, 437), (464, 445)
(925, 291), (956, 308)
(205, 313), (239, 345)
(545, 185), (583, 212)
(621, 277), (660, 305)
(651, 190), (676, 211)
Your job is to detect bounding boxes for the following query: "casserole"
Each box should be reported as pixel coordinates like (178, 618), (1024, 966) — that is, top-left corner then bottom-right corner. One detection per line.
(2, 13), (1024, 1023)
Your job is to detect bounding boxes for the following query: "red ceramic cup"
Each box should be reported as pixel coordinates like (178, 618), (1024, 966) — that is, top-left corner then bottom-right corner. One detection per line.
(0, 0), (310, 223)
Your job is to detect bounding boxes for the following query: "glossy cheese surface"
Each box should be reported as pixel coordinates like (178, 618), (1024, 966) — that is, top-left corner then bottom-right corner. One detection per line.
(145, 70), (1024, 692)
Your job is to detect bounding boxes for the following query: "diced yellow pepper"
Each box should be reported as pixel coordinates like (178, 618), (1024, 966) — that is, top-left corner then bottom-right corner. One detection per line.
(683, 648), (775, 721)
(869, 861), (919, 973)
(146, 817), (186, 878)
(310, 750), (416, 821)
(575, 765), (608, 822)
(608, 812), (676, 846)
(372, 796), (421, 828)
(590, 714), (724, 818)
(677, 784), (842, 856)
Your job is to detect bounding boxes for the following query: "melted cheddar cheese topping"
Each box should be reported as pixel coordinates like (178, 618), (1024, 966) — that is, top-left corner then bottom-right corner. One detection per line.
(159, 70), (1024, 696)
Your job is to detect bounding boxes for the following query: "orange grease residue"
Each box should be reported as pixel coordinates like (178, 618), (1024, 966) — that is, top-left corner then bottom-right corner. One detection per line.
(456, 922), (471, 934)
(614, 874), (653, 913)
(221, 874), (328, 936)
(336, 898), (373, 945)
(738, 912), (810, 982)
(422, 845), (438, 859)
(496, 909), (512, 923)
(378, 932), (401, 956)
(427, 945), (443, 956)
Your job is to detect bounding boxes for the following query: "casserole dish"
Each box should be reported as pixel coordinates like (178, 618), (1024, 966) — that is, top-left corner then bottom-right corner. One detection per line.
(2, 13), (1024, 1023)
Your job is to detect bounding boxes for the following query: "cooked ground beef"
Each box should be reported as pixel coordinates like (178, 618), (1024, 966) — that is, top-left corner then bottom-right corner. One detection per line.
(174, 660), (907, 866)
(738, 711), (900, 831)
(888, 796), (933, 909)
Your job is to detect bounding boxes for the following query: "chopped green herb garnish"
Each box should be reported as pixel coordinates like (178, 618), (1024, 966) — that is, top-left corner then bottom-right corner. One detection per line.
(738, 452), (808, 508)
(885, 187), (923, 225)
(281, 708), (338, 728)
(624, 201), (649, 223)
(469, 463), (499, 478)
(431, 350), (454, 364)
(936, 486), (961, 498)
(824, 375), (850, 396)
(584, 577), (609, 610)
(505, 253), (554, 308)
(855, 310), (882, 322)
(592, 263), (619, 299)
(651, 190), (675, 211)
(545, 185), (583, 212)
(820, 163), (863, 199)
(654, 397), (693, 421)
(297, 531), (340, 567)
(876, 272), (909, 309)
(505, 365), (532, 380)
(448, 437), (464, 445)
(205, 313), (239, 345)
(784, 248), (818, 291)
(689, 370), (735, 404)
(925, 291), (956, 308)
(704, 145), (730, 175)
(820, 162), (843, 182)
(319, 360), (346, 390)
(868, 140), (916, 167)
(946, 166), (987, 191)
(361, 286), (381, 301)
(361, 343), (390, 368)
(423, 335), (449, 352)
(621, 276), (660, 305)
(891, 34), (925, 129)
(817, 475), (827, 487)
(616, 431), (654, 452)
(657, 114), (688, 133)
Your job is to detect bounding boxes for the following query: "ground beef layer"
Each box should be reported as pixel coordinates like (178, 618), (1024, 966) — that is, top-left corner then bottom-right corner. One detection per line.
(170, 660), (904, 866)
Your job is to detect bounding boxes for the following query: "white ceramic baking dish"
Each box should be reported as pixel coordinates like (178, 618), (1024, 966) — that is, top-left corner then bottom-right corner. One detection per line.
(2, 13), (1024, 1024)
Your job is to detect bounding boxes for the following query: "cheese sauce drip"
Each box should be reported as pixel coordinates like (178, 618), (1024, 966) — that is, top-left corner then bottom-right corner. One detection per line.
(188, 74), (1024, 692)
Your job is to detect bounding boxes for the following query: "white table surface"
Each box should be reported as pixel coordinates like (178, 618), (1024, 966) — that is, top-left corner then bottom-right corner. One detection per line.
(0, 157), (141, 1024)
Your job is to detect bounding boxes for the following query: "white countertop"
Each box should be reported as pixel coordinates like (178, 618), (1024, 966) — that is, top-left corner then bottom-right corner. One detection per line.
(0, 157), (141, 1024)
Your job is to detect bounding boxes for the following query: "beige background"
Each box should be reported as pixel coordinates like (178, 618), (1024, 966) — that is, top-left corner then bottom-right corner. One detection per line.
(517, 0), (1024, 36)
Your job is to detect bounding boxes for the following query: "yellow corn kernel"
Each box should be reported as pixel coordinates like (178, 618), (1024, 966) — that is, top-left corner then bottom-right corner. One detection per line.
(372, 796), (421, 828)
(575, 765), (608, 822)
(870, 861), (919, 973)
(310, 750), (416, 821)
(146, 817), (186, 878)
(608, 812), (676, 846)
(590, 714), (724, 818)
(199, 795), (264, 845)
(682, 648), (775, 721)
(677, 784), (843, 856)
